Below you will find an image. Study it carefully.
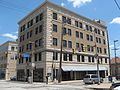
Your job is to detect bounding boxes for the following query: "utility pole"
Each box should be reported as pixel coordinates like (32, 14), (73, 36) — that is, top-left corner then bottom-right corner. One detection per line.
(58, 20), (66, 83)
(94, 32), (100, 85)
(113, 40), (118, 77)
(29, 41), (35, 84)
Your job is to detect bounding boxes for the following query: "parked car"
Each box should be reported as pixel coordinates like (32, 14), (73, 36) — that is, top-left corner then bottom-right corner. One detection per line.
(110, 82), (120, 90)
(83, 74), (103, 84)
(10, 76), (17, 81)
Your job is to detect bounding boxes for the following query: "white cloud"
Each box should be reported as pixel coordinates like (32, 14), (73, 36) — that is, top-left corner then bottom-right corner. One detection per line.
(61, 2), (65, 7)
(67, 0), (92, 8)
(1, 33), (17, 40)
(110, 17), (120, 24)
(110, 44), (114, 48)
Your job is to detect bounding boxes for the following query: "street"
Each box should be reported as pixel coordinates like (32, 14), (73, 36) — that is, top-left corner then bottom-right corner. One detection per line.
(0, 80), (93, 90)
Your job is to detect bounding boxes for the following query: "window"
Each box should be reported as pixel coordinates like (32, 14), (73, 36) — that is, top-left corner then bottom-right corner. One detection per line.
(81, 55), (84, 62)
(98, 29), (100, 34)
(97, 47), (99, 53)
(86, 34), (89, 41)
(91, 46), (94, 52)
(62, 16), (67, 23)
(53, 12), (57, 20)
(11, 47), (15, 51)
(68, 29), (71, 36)
(99, 38), (101, 43)
(30, 19), (33, 26)
(34, 53), (37, 61)
(53, 52), (58, 60)
(39, 52), (42, 61)
(76, 43), (79, 48)
(81, 44), (84, 52)
(63, 27), (67, 35)
(20, 24), (25, 32)
(100, 48), (102, 53)
(26, 44), (29, 50)
(86, 25), (89, 30)
(79, 22), (83, 28)
(76, 31), (79, 38)
(63, 53), (67, 61)
(90, 35), (93, 41)
(77, 55), (80, 62)
(88, 56), (91, 62)
(36, 13), (43, 23)
(27, 32), (29, 39)
(104, 48), (107, 54)
(36, 15), (39, 23)
(30, 31), (32, 37)
(35, 40), (38, 47)
(102, 31), (105, 36)
(94, 28), (97, 33)
(96, 37), (98, 43)
(53, 38), (57, 46)
(35, 27), (38, 34)
(69, 54), (72, 61)
(75, 21), (78, 27)
(67, 18), (71, 24)
(89, 26), (92, 32)
(80, 32), (83, 39)
(92, 56), (94, 62)
(105, 58), (107, 63)
(68, 41), (72, 48)
(40, 13), (43, 21)
(39, 38), (43, 47)
(53, 24), (57, 32)
(39, 25), (43, 33)
(101, 58), (103, 64)
(63, 40), (67, 47)
(103, 39), (106, 45)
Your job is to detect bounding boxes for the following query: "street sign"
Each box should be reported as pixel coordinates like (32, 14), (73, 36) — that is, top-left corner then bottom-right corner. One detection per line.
(22, 53), (30, 58)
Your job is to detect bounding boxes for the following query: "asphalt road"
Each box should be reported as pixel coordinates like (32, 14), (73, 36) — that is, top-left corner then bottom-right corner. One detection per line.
(0, 80), (91, 90)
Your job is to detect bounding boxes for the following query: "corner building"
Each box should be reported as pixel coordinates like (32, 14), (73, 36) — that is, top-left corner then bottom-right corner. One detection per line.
(0, 41), (17, 80)
(17, 1), (110, 82)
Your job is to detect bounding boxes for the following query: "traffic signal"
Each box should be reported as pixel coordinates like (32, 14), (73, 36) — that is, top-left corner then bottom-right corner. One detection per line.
(82, 47), (86, 52)
(72, 48), (75, 54)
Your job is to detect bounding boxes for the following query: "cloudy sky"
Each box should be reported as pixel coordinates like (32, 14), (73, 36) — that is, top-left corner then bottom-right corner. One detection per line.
(0, 0), (120, 57)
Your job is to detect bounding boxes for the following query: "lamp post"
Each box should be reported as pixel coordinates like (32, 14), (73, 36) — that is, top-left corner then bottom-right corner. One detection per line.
(29, 41), (35, 84)
(93, 31), (100, 85)
(58, 20), (66, 83)
(114, 40), (118, 77)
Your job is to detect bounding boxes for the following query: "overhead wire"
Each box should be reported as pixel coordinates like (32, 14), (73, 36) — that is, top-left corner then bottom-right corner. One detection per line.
(113, 0), (120, 11)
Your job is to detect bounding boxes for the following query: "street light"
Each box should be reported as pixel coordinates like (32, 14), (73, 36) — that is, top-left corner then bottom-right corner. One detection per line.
(114, 40), (118, 77)
(93, 31), (100, 85)
(58, 20), (66, 83)
(29, 41), (35, 84)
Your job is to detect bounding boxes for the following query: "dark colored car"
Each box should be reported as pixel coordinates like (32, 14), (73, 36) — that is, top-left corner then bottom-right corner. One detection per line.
(110, 82), (120, 90)
(10, 76), (17, 81)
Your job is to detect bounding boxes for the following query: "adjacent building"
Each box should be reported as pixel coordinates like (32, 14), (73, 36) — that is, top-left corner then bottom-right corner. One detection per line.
(0, 41), (17, 80)
(17, 1), (110, 82)
(111, 58), (120, 77)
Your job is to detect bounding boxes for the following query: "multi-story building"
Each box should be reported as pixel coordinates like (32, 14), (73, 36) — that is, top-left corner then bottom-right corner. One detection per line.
(17, 1), (110, 82)
(0, 41), (17, 80)
(111, 58), (120, 77)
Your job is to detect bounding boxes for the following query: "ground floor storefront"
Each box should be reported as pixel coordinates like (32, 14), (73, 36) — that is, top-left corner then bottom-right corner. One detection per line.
(17, 67), (108, 82)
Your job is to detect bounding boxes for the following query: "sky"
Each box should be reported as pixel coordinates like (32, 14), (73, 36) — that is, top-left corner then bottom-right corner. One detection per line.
(0, 0), (120, 58)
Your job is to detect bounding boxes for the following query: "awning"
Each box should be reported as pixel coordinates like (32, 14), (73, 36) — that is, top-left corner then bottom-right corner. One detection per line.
(62, 65), (107, 71)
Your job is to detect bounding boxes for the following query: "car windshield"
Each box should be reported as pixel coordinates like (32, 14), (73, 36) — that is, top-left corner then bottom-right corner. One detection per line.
(84, 75), (90, 78)
(91, 75), (98, 78)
